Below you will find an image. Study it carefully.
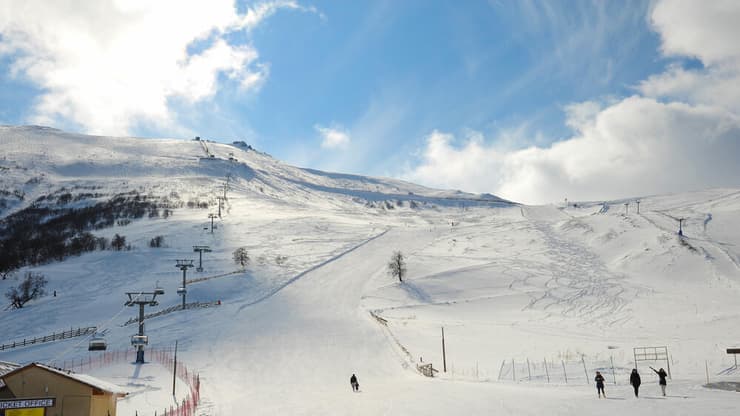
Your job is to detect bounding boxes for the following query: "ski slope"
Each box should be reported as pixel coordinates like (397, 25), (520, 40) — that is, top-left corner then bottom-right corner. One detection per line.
(1, 126), (740, 415)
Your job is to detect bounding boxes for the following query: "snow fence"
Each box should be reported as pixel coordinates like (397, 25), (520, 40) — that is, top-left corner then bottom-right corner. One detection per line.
(60, 348), (201, 416)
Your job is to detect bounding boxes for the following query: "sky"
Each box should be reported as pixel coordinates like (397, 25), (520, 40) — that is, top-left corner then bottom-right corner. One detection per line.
(1, 0), (739, 204)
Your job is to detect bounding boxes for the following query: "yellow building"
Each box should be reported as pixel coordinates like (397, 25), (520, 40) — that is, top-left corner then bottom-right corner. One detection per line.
(0, 363), (126, 416)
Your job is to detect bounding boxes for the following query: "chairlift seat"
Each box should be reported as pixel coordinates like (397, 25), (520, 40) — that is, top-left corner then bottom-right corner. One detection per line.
(131, 335), (148, 346)
(88, 338), (107, 351)
(154, 286), (165, 295)
(177, 287), (187, 295)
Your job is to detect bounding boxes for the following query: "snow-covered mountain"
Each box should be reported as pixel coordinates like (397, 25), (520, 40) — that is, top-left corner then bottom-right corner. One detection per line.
(1, 126), (739, 415)
(0, 125), (508, 216)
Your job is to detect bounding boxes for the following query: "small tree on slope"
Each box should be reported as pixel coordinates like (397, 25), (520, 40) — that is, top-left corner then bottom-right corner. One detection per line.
(233, 247), (250, 269)
(6, 272), (48, 308)
(388, 251), (406, 282)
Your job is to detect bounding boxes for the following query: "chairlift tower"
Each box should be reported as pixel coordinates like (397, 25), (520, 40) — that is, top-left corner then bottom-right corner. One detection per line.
(175, 260), (194, 309)
(636, 200), (641, 214)
(216, 196), (225, 218)
(208, 213), (218, 233)
(125, 291), (160, 364)
(193, 245), (211, 272)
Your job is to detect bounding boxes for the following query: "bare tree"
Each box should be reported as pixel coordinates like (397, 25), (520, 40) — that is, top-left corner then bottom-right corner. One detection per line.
(233, 247), (250, 269)
(388, 251), (406, 282)
(5, 272), (48, 308)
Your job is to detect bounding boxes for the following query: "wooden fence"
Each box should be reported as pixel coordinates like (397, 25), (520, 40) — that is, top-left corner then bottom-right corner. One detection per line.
(0, 326), (97, 351)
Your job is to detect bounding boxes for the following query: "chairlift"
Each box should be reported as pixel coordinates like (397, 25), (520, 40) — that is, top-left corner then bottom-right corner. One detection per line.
(131, 335), (149, 346)
(88, 336), (107, 351)
(154, 282), (165, 295)
(177, 286), (187, 295)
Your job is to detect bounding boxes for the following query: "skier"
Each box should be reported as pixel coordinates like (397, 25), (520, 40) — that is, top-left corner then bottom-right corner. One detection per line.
(649, 367), (668, 396)
(594, 371), (606, 398)
(350, 374), (359, 392)
(630, 368), (641, 397)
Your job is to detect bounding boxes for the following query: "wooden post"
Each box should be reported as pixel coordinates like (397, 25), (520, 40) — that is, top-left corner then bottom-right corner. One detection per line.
(581, 356), (589, 384)
(544, 358), (550, 383)
(497, 360), (506, 381)
(441, 327), (447, 373)
(527, 358), (531, 381)
(512, 359), (516, 382)
(610, 356), (616, 385)
(705, 360), (709, 384)
(173, 340), (178, 396)
(562, 360), (568, 384)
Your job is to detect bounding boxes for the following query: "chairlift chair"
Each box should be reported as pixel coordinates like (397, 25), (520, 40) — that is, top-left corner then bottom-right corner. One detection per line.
(154, 284), (165, 295)
(177, 286), (187, 295)
(131, 335), (149, 346)
(88, 336), (107, 351)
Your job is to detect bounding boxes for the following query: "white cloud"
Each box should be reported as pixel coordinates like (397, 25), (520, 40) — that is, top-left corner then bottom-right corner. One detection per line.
(0, 0), (314, 135)
(315, 124), (351, 149)
(404, 0), (740, 204)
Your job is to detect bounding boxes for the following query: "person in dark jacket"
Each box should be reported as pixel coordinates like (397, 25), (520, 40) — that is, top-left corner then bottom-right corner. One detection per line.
(630, 369), (641, 397)
(649, 367), (668, 396)
(350, 374), (359, 392)
(594, 371), (606, 398)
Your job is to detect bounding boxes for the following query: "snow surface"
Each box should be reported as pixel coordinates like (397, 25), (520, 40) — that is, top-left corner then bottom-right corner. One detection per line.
(1, 126), (739, 415)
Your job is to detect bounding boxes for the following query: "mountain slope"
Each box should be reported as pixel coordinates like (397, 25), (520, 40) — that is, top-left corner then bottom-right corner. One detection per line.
(1, 126), (739, 415)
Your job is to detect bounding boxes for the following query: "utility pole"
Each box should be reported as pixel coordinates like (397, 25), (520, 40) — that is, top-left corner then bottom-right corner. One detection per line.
(125, 291), (160, 364)
(441, 327), (447, 373)
(175, 260), (194, 309)
(192, 245), (211, 272)
(208, 213), (217, 233)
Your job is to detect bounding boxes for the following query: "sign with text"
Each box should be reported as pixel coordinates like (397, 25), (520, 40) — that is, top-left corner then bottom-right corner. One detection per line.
(0, 398), (55, 410)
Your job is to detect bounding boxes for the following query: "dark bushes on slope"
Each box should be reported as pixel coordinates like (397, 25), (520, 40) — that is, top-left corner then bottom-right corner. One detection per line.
(0, 191), (165, 273)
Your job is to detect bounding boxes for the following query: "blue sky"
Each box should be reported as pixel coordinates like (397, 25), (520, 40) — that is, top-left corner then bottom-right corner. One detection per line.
(1, 1), (739, 203)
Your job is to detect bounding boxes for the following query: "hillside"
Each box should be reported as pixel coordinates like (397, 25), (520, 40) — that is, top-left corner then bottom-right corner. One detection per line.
(1, 126), (739, 415)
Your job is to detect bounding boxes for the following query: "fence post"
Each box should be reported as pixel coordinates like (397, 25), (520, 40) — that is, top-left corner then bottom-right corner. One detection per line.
(562, 360), (568, 384)
(544, 358), (550, 383)
(497, 360), (506, 381)
(512, 359), (516, 382)
(581, 356), (588, 384)
(705, 360), (710, 384)
(526, 358), (531, 381)
(610, 356), (616, 385)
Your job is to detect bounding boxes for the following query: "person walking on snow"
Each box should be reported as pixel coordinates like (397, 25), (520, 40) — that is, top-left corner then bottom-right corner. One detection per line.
(350, 374), (359, 392)
(594, 371), (606, 398)
(630, 369), (642, 397)
(649, 367), (668, 396)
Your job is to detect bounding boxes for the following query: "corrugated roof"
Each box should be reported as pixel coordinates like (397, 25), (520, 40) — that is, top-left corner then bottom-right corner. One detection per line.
(0, 361), (20, 388)
(0, 363), (127, 396)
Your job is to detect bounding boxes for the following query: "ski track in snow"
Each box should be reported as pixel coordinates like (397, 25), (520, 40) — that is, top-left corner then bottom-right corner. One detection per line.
(524, 220), (634, 326)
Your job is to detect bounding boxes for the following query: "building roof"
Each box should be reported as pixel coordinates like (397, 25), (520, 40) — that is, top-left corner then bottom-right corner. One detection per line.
(0, 363), (127, 396)
(0, 361), (20, 388)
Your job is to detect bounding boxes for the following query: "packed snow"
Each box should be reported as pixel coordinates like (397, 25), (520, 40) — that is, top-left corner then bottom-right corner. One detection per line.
(1, 126), (739, 415)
